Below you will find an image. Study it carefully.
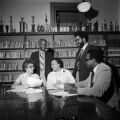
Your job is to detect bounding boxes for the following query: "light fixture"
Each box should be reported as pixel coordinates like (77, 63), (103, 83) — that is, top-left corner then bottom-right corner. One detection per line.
(77, 0), (91, 12)
(84, 7), (99, 20)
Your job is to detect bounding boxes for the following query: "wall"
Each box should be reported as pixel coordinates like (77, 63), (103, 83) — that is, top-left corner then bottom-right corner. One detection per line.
(0, 0), (119, 32)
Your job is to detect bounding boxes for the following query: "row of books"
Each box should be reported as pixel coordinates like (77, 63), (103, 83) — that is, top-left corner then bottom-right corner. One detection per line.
(0, 49), (78, 59)
(108, 58), (120, 67)
(55, 49), (77, 58)
(0, 40), (52, 49)
(0, 60), (75, 71)
(0, 73), (20, 83)
(89, 39), (106, 46)
(108, 39), (120, 47)
(108, 48), (120, 56)
(25, 40), (53, 48)
(0, 41), (24, 48)
(0, 39), (106, 49)
(53, 39), (76, 47)
(62, 59), (75, 69)
(0, 63), (22, 70)
(0, 50), (39, 58)
(0, 51), (24, 58)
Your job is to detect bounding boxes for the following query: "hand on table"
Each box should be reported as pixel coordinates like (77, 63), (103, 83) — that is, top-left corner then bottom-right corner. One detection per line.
(64, 83), (78, 94)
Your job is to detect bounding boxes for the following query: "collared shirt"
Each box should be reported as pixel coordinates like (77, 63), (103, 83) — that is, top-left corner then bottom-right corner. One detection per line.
(81, 43), (88, 52)
(46, 68), (76, 90)
(93, 64), (98, 74)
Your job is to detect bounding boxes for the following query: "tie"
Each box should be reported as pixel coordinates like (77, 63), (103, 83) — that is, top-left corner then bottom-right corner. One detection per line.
(39, 51), (45, 72)
(76, 48), (83, 70)
(90, 71), (94, 87)
(78, 48), (83, 58)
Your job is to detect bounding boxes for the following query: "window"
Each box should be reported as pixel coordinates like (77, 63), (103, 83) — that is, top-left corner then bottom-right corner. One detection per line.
(50, 2), (87, 26)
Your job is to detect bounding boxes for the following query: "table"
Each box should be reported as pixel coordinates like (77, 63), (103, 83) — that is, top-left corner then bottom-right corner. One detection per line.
(0, 84), (120, 120)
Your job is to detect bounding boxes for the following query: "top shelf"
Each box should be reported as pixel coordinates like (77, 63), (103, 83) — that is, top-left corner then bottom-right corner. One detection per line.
(0, 31), (120, 36)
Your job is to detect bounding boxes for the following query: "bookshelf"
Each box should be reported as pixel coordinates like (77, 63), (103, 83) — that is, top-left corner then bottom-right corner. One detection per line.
(0, 32), (120, 84)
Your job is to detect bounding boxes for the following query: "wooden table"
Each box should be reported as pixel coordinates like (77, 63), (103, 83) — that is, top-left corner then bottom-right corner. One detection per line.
(0, 84), (119, 120)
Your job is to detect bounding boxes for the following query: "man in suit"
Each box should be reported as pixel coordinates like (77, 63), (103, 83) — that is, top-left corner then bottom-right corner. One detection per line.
(30, 39), (54, 86)
(73, 32), (95, 82)
(65, 47), (119, 110)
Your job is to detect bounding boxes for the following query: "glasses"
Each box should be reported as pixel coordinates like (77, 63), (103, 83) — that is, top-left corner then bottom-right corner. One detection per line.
(85, 58), (91, 62)
(27, 65), (35, 69)
(75, 38), (80, 42)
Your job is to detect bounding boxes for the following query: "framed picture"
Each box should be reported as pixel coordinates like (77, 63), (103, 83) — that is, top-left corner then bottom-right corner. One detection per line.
(50, 2), (87, 26)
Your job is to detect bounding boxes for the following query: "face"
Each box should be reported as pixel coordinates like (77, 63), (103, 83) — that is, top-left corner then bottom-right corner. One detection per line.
(51, 60), (60, 72)
(75, 36), (84, 47)
(85, 53), (94, 71)
(25, 63), (35, 74)
(39, 40), (47, 51)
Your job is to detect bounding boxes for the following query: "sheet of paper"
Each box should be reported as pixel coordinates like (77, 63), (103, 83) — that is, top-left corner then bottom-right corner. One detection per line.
(6, 86), (26, 92)
(6, 87), (43, 94)
(48, 90), (78, 97)
(25, 88), (43, 94)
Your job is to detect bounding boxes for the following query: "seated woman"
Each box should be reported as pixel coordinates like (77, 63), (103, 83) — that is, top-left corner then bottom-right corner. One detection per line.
(11, 59), (43, 88)
(46, 58), (76, 90)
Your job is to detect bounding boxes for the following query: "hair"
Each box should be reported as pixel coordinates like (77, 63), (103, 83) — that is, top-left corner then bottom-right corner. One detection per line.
(87, 47), (104, 63)
(38, 38), (47, 45)
(22, 59), (34, 72)
(74, 32), (89, 42)
(52, 58), (64, 68)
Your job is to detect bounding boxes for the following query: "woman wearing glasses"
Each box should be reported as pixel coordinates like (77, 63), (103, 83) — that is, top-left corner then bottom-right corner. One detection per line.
(46, 58), (76, 90)
(12, 59), (43, 88)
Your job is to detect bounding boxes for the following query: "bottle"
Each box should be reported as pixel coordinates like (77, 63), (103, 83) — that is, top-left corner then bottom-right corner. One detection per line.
(115, 20), (119, 31)
(0, 16), (4, 33)
(44, 14), (49, 32)
(19, 17), (25, 32)
(5, 25), (9, 33)
(103, 19), (108, 31)
(88, 20), (92, 31)
(9, 16), (13, 32)
(109, 21), (114, 31)
(40, 25), (44, 32)
(37, 24), (41, 32)
(31, 16), (35, 32)
(93, 20), (98, 32)
(56, 15), (60, 32)
(101, 23), (104, 31)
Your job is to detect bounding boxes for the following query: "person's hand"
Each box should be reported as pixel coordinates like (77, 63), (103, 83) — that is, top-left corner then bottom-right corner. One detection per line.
(64, 82), (72, 91)
(64, 83), (77, 94)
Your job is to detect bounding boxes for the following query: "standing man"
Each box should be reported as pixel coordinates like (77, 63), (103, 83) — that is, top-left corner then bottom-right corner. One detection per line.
(30, 39), (54, 86)
(65, 47), (119, 110)
(73, 32), (95, 82)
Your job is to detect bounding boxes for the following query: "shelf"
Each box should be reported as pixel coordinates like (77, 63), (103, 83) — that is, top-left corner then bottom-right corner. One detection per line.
(0, 70), (23, 72)
(108, 55), (120, 57)
(0, 82), (13, 84)
(53, 47), (77, 49)
(0, 48), (24, 50)
(1, 31), (120, 36)
(0, 58), (24, 60)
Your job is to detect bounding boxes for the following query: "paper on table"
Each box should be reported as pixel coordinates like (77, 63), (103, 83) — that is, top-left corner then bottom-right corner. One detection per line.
(48, 90), (78, 97)
(6, 86), (43, 94)
(6, 86), (26, 92)
(25, 88), (43, 94)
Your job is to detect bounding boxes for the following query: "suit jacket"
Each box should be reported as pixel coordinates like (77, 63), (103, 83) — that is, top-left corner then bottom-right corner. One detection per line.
(73, 44), (95, 81)
(77, 63), (119, 109)
(30, 49), (54, 79)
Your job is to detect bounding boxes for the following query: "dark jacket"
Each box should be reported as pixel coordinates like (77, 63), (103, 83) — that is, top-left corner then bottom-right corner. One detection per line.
(73, 44), (95, 81)
(30, 48), (54, 79)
